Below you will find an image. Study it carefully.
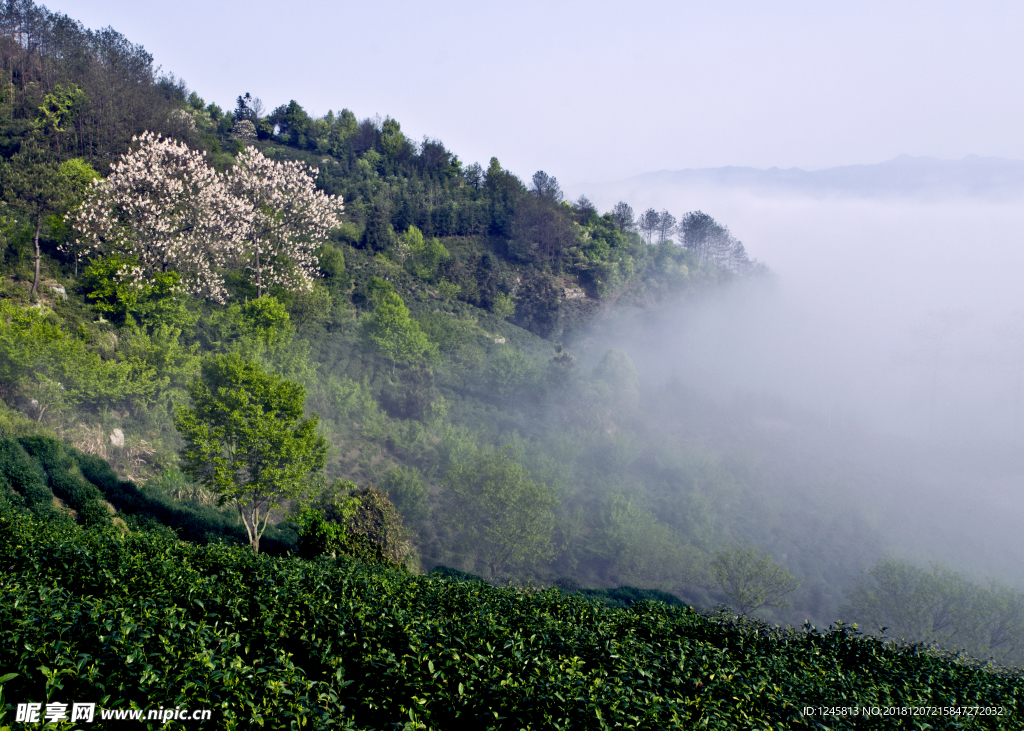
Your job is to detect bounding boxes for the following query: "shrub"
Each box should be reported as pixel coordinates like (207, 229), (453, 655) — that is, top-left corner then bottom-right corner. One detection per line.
(0, 438), (53, 517)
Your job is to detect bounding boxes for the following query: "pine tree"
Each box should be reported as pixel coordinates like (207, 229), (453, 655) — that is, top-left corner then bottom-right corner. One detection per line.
(0, 146), (71, 295)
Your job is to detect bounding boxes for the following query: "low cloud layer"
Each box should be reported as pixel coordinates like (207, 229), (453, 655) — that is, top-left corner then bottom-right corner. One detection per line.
(575, 167), (1024, 443)
(569, 167), (1024, 584)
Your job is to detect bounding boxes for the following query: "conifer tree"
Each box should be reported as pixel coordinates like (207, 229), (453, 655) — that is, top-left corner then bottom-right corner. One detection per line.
(0, 146), (71, 295)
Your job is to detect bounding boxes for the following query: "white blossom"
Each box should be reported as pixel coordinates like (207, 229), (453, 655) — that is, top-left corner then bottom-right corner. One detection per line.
(65, 132), (245, 302)
(232, 119), (257, 141)
(65, 133), (343, 302)
(223, 146), (344, 296)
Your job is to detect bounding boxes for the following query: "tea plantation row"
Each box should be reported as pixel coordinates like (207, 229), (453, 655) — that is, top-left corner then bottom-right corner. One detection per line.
(1, 499), (1021, 729)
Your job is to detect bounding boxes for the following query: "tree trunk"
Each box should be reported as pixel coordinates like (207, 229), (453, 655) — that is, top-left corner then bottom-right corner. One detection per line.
(31, 212), (41, 296)
(238, 503), (261, 553)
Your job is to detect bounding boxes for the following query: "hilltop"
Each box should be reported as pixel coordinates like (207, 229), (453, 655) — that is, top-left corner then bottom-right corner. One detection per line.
(0, 0), (770, 603)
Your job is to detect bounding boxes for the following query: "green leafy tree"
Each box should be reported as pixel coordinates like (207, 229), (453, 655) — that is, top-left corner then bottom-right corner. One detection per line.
(284, 281), (333, 333)
(361, 281), (438, 373)
(416, 312), (475, 353)
(343, 484), (409, 564)
(82, 254), (197, 331)
(595, 493), (705, 593)
(295, 507), (348, 558)
(380, 116), (407, 159)
(846, 558), (962, 639)
(445, 449), (557, 575)
(174, 354), (327, 553)
(35, 83), (85, 154)
(58, 157), (100, 198)
(56, 158), (100, 274)
(311, 374), (388, 439)
(295, 487), (358, 559)
(0, 147), (71, 295)
(488, 346), (537, 398)
(118, 324), (200, 412)
(80, 255), (200, 412)
(380, 465), (430, 529)
(484, 157), (524, 238)
(298, 481), (406, 564)
(492, 291), (515, 319)
(401, 225), (449, 280)
(592, 348), (640, 410)
(546, 345), (577, 389)
(362, 203), (394, 252)
(710, 543), (801, 615)
(207, 296), (315, 383)
(0, 300), (146, 419)
(318, 241), (345, 280)
(843, 557), (1024, 663)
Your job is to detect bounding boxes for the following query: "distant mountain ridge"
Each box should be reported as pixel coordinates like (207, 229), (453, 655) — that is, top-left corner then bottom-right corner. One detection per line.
(604, 155), (1024, 199)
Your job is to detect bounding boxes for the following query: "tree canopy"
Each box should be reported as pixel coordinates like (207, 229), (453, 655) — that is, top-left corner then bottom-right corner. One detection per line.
(710, 544), (801, 615)
(360, 280), (438, 372)
(445, 449), (557, 576)
(174, 353), (327, 552)
(67, 133), (342, 302)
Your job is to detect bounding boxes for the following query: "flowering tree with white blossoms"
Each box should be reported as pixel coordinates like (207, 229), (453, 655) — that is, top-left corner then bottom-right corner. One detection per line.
(66, 132), (247, 303)
(223, 146), (344, 297)
(67, 134), (344, 301)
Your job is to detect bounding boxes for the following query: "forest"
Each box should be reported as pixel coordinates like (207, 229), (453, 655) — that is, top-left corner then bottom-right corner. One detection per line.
(0, 0), (1022, 727)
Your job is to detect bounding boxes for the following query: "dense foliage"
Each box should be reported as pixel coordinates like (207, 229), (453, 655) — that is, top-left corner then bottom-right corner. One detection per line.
(1, 502), (1021, 730)
(0, 0), (193, 165)
(0, 434), (298, 552)
(0, 0), (771, 611)
(844, 558), (1024, 670)
(175, 354), (327, 553)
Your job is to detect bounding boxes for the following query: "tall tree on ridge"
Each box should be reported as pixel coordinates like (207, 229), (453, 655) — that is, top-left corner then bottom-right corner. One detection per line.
(611, 201), (636, 231)
(531, 170), (563, 204)
(655, 210), (676, 244)
(637, 208), (659, 244)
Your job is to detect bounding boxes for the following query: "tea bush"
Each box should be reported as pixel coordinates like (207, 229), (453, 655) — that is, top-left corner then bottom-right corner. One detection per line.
(1, 499), (1021, 729)
(1, 435), (297, 553)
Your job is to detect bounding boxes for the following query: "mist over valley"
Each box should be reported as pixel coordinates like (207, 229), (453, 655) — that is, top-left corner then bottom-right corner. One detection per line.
(570, 160), (1024, 592)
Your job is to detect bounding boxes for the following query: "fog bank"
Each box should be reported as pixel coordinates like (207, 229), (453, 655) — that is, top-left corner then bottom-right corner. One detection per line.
(577, 182), (1024, 444)
(566, 176), (1024, 585)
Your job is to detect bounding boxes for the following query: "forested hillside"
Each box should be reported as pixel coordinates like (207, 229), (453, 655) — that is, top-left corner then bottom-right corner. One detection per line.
(0, 0), (764, 594)
(2, 5), (1024, 721)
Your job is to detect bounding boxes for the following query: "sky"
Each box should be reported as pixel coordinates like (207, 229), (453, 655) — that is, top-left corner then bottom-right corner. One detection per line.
(46, 0), (1024, 184)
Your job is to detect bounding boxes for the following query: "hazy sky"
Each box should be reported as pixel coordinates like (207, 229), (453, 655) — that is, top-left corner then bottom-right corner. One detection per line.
(47, 0), (1024, 183)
